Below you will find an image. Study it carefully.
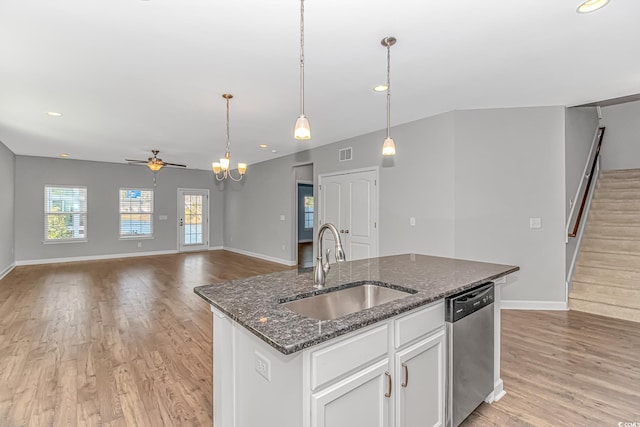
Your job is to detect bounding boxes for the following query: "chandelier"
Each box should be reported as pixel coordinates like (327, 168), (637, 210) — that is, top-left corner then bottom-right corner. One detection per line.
(212, 93), (247, 181)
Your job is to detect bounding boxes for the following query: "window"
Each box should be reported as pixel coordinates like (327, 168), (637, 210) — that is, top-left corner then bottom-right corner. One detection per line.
(304, 195), (314, 229)
(44, 186), (87, 242)
(119, 189), (154, 238)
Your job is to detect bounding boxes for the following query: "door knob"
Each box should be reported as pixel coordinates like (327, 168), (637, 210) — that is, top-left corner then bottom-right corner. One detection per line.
(340, 229), (345, 233)
(179, 218), (184, 226)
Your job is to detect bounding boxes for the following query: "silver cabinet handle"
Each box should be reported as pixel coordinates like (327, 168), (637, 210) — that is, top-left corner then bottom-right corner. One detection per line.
(345, 229), (350, 234)
(384, 371), (392, 398)
(401, 363), (408, 388)
(340, 229), (345, 233)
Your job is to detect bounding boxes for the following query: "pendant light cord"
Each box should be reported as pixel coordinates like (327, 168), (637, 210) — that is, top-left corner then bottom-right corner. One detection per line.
(386, 41), (391, 139)
(299, 0), (305, 116)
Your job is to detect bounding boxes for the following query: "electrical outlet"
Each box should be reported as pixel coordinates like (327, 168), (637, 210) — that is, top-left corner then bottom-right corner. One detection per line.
(529, 218), (541, 229)
(409, 217), (416, 226)
(281, 244), (286, 251)
(254, 351), (271, 382)
(137, 242), (142, 248)
(280, 215), (286, 221)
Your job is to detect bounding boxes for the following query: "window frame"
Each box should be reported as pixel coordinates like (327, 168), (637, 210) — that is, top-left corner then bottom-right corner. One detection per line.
(44, 185), (88, 243)
(119, 188), (155, 239)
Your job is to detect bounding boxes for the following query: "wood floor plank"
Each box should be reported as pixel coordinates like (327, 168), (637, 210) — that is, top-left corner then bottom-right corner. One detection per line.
(1, 251), (639, 426)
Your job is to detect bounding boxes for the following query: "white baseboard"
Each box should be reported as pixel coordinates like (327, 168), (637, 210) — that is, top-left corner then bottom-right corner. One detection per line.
(15, 249), (178, 266)
(0, 263), (16, 281)
(298, 239), (313, 243)
(208, 246), (224, 251)
(500, 300), (568, 311)
(223, 247), (297, 266)
(485, 378), (506, 404)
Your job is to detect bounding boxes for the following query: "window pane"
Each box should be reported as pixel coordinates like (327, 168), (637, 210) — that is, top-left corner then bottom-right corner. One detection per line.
(119, 189), (154, 237)
(45, 186), (87, 241)
(304, 195), (314, 229)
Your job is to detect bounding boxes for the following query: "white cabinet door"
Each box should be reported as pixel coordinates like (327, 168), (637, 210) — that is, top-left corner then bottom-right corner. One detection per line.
(311, 359), (390, 427)
(394, 330), (445, 427)
(318, 169), (378, 262)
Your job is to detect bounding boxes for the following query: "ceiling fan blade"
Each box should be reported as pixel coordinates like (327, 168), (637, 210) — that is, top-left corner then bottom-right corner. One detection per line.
(162, 162), (187, 168)
(126, 159), (148, 164)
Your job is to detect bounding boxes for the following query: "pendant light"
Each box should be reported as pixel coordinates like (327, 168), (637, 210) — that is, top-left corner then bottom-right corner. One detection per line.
(294, 0), (311, 140)
(212, 94), (247, 181)
(381, 36), (397, 156)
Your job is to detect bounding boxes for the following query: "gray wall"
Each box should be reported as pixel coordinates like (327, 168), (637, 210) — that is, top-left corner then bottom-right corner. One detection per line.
(224, 107), (568, 303)
(0, 140), (15, 275)
(600, 100), (640, 171)
(453, 107), (566, 303)
(564, 107), (600, 275)
(223, 112), (456, 263)
(14, 156), (223, 262)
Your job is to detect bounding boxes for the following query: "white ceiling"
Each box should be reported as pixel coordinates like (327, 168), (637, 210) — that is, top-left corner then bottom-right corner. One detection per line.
(1, 0), (638, 171)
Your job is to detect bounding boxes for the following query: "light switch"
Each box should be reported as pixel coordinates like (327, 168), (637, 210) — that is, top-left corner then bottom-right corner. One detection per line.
(529, 217), (541, 229)
(280, 215), (286, 221)
(409, 217), (416, 226)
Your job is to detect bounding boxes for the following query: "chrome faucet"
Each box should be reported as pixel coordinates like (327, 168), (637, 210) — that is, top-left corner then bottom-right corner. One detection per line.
(314, 223), (347, 287)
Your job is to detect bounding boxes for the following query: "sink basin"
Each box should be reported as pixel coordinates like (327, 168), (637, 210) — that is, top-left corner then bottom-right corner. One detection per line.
(281, 282), (415, 321)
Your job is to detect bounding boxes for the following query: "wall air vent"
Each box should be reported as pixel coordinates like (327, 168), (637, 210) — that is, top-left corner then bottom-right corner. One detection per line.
(339, 147), (352, 162)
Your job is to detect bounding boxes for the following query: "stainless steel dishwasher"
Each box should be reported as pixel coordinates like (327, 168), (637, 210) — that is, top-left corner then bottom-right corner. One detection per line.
(445, 282), (495, 427)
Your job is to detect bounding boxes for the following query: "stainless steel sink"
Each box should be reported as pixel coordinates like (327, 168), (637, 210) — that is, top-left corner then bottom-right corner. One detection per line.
(281, 283), (414, 321)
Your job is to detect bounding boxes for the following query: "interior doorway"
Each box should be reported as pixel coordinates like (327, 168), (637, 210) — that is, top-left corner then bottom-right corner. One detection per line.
(294, 164), (314, 268)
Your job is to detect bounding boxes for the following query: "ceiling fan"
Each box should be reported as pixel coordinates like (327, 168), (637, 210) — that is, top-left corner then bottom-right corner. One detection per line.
(126, 150), (187, 172)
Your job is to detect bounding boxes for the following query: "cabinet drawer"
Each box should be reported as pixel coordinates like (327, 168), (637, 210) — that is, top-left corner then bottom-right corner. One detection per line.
(310, 324), (388, 390)
(394, 301), (444, 348)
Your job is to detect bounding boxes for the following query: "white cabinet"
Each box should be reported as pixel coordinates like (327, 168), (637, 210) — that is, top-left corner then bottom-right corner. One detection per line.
(311, 359), (391, 427)
(211, 301), (448, 427)
(306, 302), (445, 427)
(394, 331), (445, 427)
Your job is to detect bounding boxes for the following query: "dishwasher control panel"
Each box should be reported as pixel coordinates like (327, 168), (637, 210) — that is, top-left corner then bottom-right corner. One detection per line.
(445, 282), (494, 322)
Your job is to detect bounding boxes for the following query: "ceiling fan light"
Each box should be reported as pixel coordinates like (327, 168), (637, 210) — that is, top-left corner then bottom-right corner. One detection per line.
(577, 0), (609, 13)
(212, 162), (222, 174)
(382, 137), (396, 156)
(148, 162), (163, 172)
(238, 163), (247, 175)
(294, 115), (311, 140)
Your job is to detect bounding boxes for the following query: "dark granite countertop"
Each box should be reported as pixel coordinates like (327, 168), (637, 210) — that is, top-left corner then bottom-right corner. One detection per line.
(194, 254), (519, 355)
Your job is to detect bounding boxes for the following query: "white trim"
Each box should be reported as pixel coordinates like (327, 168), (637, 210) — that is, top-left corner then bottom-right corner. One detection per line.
(223, 247), (297, 266)
(177, 188), (210, 253)
(0, 263), (16, 281)
(208, 246), (224, 251)
(15, 249), (178, 266)
(500, 300), (568, 311)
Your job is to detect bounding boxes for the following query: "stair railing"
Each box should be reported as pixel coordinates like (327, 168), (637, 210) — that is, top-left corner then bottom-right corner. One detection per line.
(566, 126), (606, 242)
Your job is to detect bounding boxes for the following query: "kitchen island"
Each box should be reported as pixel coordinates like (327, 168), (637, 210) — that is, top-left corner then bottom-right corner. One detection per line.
(195, 254), (518, 427)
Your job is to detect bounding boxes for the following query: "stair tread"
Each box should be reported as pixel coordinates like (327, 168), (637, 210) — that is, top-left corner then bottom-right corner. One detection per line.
(568, 299), (640, 323)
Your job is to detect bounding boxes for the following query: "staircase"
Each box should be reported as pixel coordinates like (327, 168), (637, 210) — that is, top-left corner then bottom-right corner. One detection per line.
(570, 168), (640, 323)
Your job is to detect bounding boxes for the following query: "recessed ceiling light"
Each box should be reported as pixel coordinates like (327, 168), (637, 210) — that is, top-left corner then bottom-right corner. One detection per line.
(577, 0), (610, 13)
(47, 111), (63, 117)
(59, 153), (70, 157)
(271, 149), (277, 153)
(259, 144), (268, 148)
(373, 85), (388, 92)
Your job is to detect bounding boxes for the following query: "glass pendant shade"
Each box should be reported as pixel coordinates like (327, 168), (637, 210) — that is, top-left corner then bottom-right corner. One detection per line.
(238, 163), (247, 175)
(294, 115), (311, 140)
(212, 162), (221, 174)
(382, 137), (396, 156)
(220, 157), (230, 171)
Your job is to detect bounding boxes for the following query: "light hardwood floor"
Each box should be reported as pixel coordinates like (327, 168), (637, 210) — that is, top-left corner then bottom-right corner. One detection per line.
(0, 251), (638, 426)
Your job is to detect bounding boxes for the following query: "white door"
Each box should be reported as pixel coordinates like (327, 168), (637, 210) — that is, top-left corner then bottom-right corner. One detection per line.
(311, 359), (390, 427)
(394, 330), (445, 427)
(177, 189), (209, 252)
(319, 169), (378, 262)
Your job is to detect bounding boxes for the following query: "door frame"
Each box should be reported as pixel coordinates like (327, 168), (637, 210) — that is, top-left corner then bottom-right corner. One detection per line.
(177, 188), (210, 252)
(317, 166), (380, 260)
